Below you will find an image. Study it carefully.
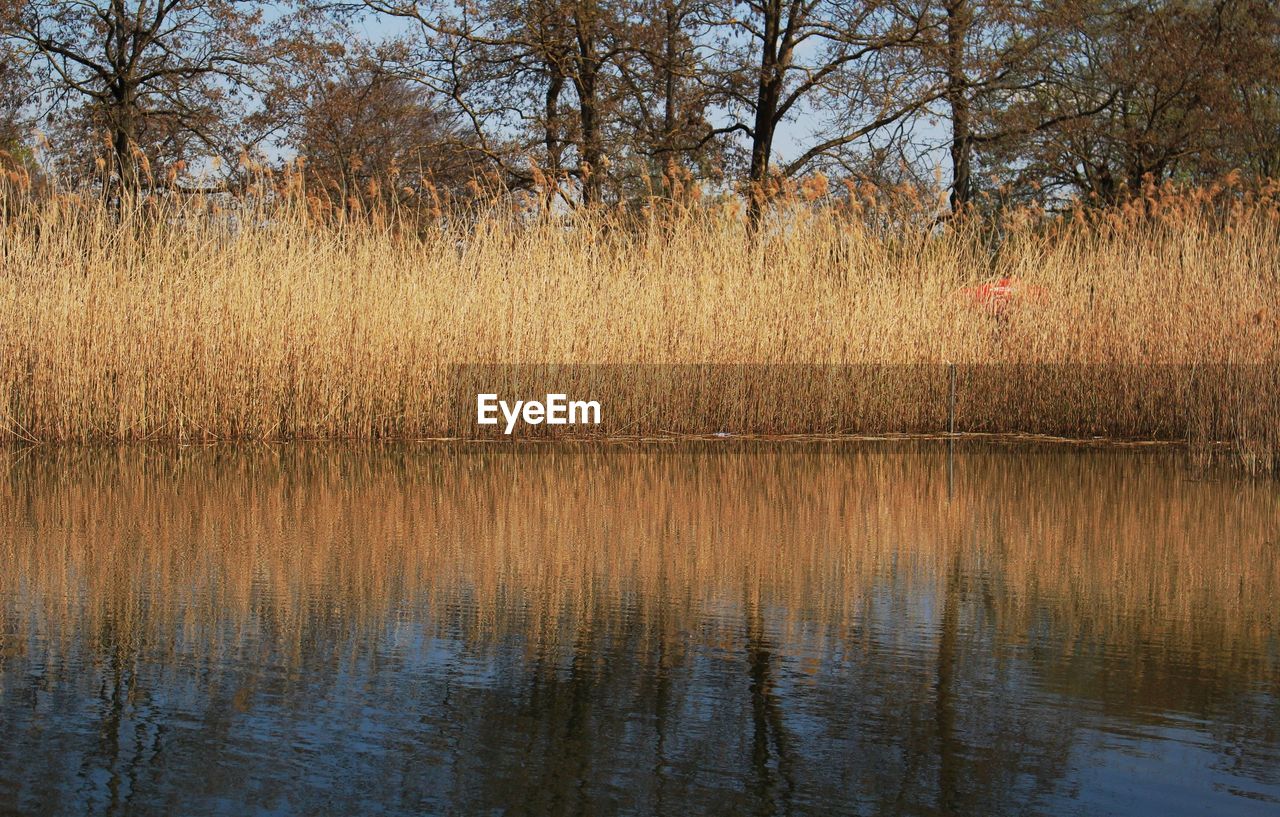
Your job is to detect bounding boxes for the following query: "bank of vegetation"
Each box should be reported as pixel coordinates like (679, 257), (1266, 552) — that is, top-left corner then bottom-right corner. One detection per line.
(0, 180), (1276, 471)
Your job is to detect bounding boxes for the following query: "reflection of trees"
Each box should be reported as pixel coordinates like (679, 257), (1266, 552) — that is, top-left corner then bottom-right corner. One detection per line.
(746, 589), (795, 816)
(1, 578), (1276, 815)
(915, 554), (1082, 816)
(521, 613), (601, 816)
(934, 553), (961, 816)
(1, 444), (1279, 814)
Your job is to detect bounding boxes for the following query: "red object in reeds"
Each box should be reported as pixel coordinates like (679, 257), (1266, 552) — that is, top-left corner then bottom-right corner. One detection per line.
(961, 276), (1041, 316)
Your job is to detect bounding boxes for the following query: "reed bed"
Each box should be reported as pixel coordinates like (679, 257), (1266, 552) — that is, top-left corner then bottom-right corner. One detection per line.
(0, 184), (1277, 467)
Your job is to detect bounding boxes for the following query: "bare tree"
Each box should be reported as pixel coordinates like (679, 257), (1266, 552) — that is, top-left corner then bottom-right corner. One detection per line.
(360, 0), (638, 204)
(612, 0), (727, 199)
(991, 0), (1278, 202)
(264, 38), (484, 209)
(703, 0), (940, 220)
(919, 0), (1115, 210)
(1, 0), (271, 192)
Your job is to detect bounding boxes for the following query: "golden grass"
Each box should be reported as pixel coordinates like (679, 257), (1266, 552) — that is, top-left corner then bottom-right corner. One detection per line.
(1, 444), (1276, 691)
(0, 185), (1277, 467)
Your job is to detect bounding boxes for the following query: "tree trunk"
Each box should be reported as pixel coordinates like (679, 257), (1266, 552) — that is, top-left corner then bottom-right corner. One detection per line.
(574, 3), (604, 205)
(578, 77), (602, 204)
(108, 97), (139, 195)
(747, 0), (784, 225)
(946, 0), (973, 211)
(660, 2), (678, 160)
(545, 70), (565, 174)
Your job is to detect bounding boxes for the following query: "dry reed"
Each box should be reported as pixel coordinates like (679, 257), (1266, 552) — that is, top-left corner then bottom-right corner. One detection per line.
(0, 181), (1277, 468)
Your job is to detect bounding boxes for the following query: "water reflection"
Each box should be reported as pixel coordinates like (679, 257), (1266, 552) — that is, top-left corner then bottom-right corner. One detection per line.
(0, 443), (1277, 816)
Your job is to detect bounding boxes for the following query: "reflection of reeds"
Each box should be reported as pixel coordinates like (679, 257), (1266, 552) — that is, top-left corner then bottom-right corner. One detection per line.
(0, 444), (1275, 683)
(0, 192), (1278, 468)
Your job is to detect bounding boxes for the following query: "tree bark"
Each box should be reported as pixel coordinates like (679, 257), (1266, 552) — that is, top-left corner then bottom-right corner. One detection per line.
(660, 1), (678, 159)
(545, 70), (565, 174)
(578, 73), (602, 203)
(108, 88), (140, 194)
(945, 0), (973, 211)
(574, 4), (604, 204)
(747, 0), (785, 225)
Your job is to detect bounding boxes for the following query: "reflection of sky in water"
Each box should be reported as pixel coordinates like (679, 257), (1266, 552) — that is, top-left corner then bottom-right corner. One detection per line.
(0, 443), (1277, 816)
(1070, 716), (1280, 816)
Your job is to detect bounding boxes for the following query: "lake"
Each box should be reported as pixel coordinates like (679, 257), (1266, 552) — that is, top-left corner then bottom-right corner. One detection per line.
(1, 443), (1277, 816)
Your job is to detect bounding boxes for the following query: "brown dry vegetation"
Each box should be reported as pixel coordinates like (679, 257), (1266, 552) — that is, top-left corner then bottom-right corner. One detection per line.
(0, 179), (1278, 468)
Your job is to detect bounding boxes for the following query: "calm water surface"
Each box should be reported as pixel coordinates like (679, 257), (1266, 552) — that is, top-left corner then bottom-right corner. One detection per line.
(0, 443), (1278, 816)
